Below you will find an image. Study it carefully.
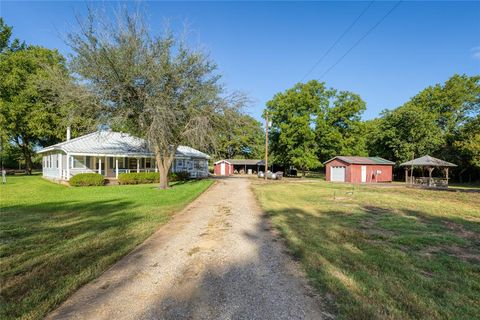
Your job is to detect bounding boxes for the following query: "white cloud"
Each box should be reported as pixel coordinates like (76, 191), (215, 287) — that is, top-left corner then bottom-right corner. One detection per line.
(471, 46), (480, 60)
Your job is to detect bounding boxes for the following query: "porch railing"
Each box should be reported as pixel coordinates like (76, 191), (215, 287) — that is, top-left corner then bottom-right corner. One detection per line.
(414, 177), (448, 188)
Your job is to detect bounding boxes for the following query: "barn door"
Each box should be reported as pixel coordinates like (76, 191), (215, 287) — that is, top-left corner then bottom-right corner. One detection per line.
(361, 166), (367, 183)
(220, 162), (226, 175)
(331, 166), (345, 182)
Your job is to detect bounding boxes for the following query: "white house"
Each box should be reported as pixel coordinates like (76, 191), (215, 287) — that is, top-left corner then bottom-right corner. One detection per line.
(37, 130), (210, 181)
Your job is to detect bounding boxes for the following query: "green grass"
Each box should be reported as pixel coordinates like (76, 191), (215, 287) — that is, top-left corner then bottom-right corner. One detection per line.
(0, 175), (213, 320)
(252, 181), (480, 319)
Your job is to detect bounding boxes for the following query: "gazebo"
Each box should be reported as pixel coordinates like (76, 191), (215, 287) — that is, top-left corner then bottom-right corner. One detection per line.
(400, 155), (457, 188)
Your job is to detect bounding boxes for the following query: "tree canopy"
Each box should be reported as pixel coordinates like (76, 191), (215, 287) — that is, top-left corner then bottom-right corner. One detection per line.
(66, 10), (245, 188)
(266, 80), (366, 174)
(213, 110), (264, 159)
(0, 19), (96, 173)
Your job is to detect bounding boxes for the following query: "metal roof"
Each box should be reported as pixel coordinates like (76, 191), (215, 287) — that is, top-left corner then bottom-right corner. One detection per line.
(400, 155), (456, 167)
(37, 131), (210, 159)
(224, 159), (262, 165)
(324, 156), (395, 165)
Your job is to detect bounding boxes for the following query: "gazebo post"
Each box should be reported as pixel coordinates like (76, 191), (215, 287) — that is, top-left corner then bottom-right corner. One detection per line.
(428, 166), (434, 187)
(411, 165), (414, 184)
(405, 168), (408, 184)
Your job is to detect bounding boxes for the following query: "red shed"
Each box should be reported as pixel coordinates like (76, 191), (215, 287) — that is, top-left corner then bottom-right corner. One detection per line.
(324, 156), (394, 183)
(214, 160), (234, 176)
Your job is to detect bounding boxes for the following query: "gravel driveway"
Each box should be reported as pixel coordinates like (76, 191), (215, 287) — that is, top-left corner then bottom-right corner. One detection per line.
(47, 177), (328, 320)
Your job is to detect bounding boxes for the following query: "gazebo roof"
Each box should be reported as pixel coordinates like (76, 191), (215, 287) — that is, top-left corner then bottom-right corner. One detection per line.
(400, 155), (457, 167)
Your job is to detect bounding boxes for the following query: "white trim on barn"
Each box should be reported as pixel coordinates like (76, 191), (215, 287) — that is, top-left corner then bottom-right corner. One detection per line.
(37, 131), (210, 181)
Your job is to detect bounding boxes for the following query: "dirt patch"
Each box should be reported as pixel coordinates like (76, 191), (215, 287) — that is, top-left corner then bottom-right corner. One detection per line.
(419, 245), (480, 263)
(444, 221), (479, 241)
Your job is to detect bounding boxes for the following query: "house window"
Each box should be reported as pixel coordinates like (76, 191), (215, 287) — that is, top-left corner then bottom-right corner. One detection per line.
(86, 156), (91, 168)
(109, 157), (114, 168)
(177, 159), (184, 167)
(145, 158), (151, 168)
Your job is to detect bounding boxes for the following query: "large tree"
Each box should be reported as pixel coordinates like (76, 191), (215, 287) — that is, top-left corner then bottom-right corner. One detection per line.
(0, 20), (94, 173)
(67, 10), (242, 188)
(266, 80), (367, 174)
(266, 81), (328, 175)
(371, 103), (444, 164)
(453, 115), (480, 182)
(366, 74), (479, 181)
(315, 90), (367, 162)
(213, 110), (264, 159)
(0, 45), (69, 173)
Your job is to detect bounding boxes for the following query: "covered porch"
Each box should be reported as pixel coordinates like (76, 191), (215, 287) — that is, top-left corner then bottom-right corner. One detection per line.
(400, 155), (457, 188)
(65, 154), (157, 180)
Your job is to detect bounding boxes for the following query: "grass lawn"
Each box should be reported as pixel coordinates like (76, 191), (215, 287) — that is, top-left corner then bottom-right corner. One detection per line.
(252, 181), (480, 319)
(0, 175), (213, 320)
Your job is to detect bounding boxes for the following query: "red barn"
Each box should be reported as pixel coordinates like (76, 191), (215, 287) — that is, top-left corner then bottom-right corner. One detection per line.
(324, 156), (395, 183)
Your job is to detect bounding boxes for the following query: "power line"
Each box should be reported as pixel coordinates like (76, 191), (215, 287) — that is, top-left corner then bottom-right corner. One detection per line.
(318, 0), (402, 80)
(300, 0), (375, 82)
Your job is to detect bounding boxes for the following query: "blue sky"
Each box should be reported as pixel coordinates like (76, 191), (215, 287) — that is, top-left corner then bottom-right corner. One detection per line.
(1, 1), (479, 121)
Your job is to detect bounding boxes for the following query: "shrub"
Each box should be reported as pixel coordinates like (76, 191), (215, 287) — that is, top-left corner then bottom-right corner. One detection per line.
(118, 171), (190, 185)
(118, 172), (159, 185)
(170, 171), (190, 182)
(69, 173), (104, 187)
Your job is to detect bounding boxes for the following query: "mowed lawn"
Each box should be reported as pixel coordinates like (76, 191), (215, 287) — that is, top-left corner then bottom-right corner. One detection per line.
(253, 181), (480, 319)
(0, 175), (213, 320)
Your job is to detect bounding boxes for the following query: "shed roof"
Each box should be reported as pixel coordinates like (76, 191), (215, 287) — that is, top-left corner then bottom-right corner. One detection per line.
(224, 159), (262, 165)
(400, 155), (456, 167)
(324, 156), (395, 165)
(37, 131), (210, 159)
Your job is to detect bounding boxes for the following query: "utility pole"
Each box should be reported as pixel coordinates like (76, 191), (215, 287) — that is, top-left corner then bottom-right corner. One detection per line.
(264, 111), (269, 180)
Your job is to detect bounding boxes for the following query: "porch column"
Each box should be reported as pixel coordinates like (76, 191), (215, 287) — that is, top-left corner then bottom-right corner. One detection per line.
(58, 153), (62, 179)
(66, 154), (70, 180)
(155, 158), (158, 172)
(98, 158), (102, 175)
(405, 168), (408, 184)
(137, 158), (140, 173)
(115, 158), (119, 179)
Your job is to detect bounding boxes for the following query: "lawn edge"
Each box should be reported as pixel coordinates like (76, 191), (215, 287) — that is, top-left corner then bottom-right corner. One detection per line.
(249, 182), (337, 319)
(44, 178), (215, 319)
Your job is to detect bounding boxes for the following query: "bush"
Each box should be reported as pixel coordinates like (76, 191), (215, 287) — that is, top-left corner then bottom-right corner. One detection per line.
(170, 171), (190, 182)
(69, 173), (104, 187)
(118, 172), (159, 185)
(118, 171), (190, 185)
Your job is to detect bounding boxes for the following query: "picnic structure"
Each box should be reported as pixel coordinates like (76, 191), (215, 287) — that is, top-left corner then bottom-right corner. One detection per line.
(400, 155), (457, 188)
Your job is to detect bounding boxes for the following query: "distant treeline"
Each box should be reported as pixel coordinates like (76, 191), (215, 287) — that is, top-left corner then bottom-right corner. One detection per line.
(266, 75), (479, 182)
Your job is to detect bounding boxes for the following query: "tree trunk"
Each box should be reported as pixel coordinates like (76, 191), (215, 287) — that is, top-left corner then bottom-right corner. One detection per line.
(20, 140), (32, 175)
(154, 145), (176, 190)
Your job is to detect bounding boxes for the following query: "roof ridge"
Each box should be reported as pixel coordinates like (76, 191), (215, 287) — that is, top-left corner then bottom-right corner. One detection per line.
(48, 131), (101, 148)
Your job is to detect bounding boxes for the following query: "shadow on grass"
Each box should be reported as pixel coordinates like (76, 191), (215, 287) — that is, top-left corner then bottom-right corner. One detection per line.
(0, 199), (146, 320)
(261, 206), (480, 319)
(49, 201), (328, 320)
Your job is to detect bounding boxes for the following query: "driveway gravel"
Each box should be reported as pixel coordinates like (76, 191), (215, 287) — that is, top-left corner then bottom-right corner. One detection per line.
(47, 177), (328, 320)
